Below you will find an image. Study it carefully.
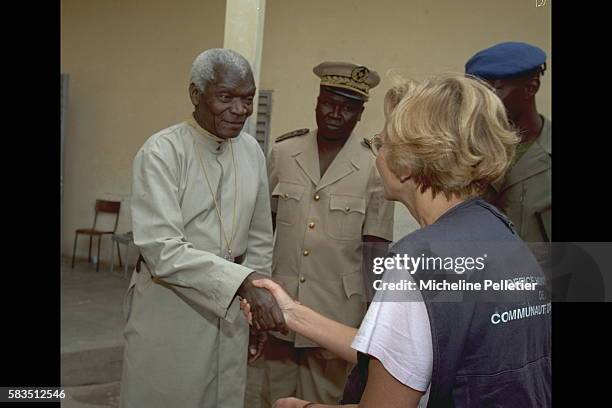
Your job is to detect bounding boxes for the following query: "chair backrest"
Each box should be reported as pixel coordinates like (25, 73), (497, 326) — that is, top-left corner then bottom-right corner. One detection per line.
(92, 199), (121, 232)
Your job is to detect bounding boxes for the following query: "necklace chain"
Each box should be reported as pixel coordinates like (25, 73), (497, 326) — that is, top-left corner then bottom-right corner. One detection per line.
(194, 139), (238, 259)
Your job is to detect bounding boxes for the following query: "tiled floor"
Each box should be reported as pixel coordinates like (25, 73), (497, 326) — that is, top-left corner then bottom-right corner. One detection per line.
(61, 259), (129, 355)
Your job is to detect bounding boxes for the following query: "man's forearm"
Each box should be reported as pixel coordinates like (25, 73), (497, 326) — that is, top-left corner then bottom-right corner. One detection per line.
(289, 303), (359, 364)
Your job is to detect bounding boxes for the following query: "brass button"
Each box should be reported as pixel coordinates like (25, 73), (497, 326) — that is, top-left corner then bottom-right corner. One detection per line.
(283, 193), (289, 199)
(300, 277), (306, 283)
(303, 250), (309, 256)
(308, 222), (315, 229)
(345, 206), (350, 212)
(314, 194), (320, 201)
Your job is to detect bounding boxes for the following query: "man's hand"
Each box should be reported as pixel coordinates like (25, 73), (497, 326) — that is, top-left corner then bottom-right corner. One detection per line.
(251, 278), (300, 327)
(240, 297), (253, 325)
(248, 329), (267, 363)
(238, 272), (288, 333)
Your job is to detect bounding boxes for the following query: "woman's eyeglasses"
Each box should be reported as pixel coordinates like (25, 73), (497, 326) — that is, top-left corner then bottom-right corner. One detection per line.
(363, 134), (384, 156)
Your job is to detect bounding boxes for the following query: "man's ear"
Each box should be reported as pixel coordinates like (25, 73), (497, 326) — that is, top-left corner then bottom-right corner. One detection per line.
(525, 76), (541, 98)
(189, 83), (201, 106)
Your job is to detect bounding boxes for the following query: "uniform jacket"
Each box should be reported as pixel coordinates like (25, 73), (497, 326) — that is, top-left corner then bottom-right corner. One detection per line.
(489, 116), (551, 241)
(267, 129), (394, 347)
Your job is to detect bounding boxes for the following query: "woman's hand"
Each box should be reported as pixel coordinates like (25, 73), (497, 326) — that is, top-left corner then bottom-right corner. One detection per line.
(252, 278), (300, 326)
(272, 397), (311, 408)
(238, 272), (287, 333)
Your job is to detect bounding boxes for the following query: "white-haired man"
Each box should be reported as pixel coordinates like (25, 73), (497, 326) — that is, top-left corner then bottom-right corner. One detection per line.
(120, 48), (286, 408)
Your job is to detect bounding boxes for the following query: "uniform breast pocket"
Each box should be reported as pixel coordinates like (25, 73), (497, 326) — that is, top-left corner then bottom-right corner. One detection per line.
(326, 194), (366, 241)
(272, 182), (305, 226)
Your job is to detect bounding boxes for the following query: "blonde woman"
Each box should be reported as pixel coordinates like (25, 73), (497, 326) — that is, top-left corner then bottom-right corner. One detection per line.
(247, 74), (551, 408)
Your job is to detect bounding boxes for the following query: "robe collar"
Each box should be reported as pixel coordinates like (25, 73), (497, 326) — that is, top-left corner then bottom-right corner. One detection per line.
(186, 114), (236, 154)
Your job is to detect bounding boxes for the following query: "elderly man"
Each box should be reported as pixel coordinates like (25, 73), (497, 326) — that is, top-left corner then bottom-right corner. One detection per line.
(466, 42), (551, 242)
(262, 62), (395, 406)
(120, 48), (286, 408)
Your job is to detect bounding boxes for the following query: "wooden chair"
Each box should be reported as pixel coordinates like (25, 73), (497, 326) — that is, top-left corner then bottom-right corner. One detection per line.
(71, 199), (122, 272)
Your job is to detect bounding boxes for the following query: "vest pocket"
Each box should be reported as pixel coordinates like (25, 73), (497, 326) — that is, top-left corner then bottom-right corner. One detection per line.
(327, 194), (366, 240)
(272, 182), (305, 226)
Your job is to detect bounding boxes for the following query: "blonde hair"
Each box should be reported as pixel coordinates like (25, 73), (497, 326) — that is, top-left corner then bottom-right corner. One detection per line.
(384, 73), (519, 199)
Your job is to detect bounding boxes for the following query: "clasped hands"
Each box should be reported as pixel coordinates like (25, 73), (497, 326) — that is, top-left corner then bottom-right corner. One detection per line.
(237, 272), (297, 362)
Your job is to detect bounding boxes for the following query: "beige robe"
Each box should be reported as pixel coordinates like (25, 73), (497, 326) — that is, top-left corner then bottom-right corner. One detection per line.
(120, 118), (273, 408)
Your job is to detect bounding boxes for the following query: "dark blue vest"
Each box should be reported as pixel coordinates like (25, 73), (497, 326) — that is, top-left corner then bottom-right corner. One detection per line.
(343, 199), (551, 407)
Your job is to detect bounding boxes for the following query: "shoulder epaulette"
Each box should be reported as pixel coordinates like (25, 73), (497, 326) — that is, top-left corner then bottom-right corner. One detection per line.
(275, 128), (309, 143)
(361, 137), (372, 150)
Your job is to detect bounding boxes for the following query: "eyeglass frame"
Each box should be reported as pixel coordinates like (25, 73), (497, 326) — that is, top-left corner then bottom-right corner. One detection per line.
(363, 134), (384, 156)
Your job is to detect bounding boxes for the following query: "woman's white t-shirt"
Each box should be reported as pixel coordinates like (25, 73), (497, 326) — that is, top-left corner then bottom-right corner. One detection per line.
(351, 277), (433, 406)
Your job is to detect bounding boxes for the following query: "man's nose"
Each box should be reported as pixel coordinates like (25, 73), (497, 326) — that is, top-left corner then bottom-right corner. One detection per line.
(230, 98), (249, 116)
(329, 105), (342, 119)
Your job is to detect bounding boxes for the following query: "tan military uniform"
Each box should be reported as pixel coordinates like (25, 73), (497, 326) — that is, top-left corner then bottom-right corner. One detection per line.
(489, 116), (551, 241)
(262, 128), (394, 406)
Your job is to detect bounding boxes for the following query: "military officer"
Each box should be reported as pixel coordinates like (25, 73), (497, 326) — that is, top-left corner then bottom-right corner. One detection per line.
(262, 62), (395, 406)
(466, 42), (551, 242)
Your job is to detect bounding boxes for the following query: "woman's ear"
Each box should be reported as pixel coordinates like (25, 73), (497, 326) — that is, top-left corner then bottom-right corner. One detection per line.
(399, 174), (412, 183)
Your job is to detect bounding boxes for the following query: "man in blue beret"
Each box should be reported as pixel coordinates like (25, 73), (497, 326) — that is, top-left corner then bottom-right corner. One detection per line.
(466, 42), (551, 242)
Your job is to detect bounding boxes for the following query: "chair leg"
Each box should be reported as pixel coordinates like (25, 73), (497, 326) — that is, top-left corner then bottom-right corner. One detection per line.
(88, 236), (93, 263)
(71, 233), (78, 269)
(96, 236), (102, 272)
(116, 241), (123, 267)
(110, 240), (115, 275)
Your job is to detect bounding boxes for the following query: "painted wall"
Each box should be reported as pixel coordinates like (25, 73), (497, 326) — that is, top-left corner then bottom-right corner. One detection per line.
(61, 0), (551, 260)
(61, 0), (226, 264)
(259, 0), (552, 239)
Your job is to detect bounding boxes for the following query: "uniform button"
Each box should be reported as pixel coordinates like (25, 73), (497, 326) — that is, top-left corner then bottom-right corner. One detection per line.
(308, 222), (315, 229)
(283, 193), (289, 199)
(303, 250), (309, 256)
(314, 194), (320, 201)
(345, 206), (350, 212)
(300, 277), (306, 283)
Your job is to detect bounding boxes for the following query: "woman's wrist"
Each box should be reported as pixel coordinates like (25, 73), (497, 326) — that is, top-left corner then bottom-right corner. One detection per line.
(284, 300), (303, 331)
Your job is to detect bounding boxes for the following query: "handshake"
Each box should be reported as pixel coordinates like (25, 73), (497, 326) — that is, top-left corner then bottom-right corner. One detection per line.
(236, 272), (298, 362)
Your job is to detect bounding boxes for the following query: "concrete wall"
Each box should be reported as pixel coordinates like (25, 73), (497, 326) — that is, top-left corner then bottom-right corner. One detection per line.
(259, 0), (551, 239)
(61, 0), (226, 264)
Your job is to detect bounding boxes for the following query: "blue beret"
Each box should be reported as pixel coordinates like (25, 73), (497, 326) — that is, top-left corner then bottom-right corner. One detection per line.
(465, 42), (547, 80)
